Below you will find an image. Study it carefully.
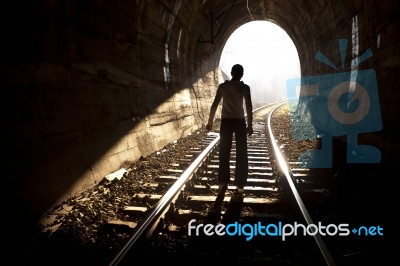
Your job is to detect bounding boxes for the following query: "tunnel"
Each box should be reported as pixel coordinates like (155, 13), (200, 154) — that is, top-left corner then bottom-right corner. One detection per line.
(2, 0), (399, 254)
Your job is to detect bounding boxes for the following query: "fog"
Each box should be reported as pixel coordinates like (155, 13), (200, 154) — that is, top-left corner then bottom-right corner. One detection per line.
(219, 21), (300, 108)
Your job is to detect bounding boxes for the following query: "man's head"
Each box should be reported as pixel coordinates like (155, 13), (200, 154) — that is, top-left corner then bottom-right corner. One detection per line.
(231, 64), (244, 80)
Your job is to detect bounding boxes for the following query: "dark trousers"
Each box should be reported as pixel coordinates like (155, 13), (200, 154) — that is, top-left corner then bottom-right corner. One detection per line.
(218, 118), (248, 188)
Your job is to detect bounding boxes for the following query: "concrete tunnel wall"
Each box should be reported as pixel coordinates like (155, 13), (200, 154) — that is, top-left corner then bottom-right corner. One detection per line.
(2, 0), (399, 235)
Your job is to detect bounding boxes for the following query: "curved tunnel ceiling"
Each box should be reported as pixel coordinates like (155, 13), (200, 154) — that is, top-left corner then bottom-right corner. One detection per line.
(195, 0), (335, 72)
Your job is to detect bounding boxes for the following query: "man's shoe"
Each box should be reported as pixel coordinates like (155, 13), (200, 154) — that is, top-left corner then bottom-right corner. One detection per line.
(209, 203), (221, 214)
(230, 189), (244, 203)
(206, 205), (222, 224)
(214, 183), (228, 206)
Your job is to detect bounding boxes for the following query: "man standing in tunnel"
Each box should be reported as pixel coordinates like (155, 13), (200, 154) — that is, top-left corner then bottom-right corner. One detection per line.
(206, 64), (253, 212)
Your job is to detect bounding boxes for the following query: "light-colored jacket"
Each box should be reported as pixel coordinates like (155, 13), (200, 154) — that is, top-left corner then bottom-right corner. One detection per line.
(208, 80), (253, 126)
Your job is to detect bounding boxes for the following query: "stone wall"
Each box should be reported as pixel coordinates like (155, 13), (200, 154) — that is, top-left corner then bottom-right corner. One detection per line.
(2, 1), (219, 229)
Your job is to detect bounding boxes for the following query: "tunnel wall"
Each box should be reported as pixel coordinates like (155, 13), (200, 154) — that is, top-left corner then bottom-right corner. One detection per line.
(2, 0), (220, 228)
(297, 0), (399, 165)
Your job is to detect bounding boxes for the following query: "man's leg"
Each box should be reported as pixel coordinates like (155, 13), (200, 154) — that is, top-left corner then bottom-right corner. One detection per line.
(218, 119), (233, 184)
(234, 119), (248, 191)
(212, 119), (233, 210)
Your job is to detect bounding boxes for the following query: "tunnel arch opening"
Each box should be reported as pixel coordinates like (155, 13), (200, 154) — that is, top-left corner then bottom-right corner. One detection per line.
(218, 20), (300, 109)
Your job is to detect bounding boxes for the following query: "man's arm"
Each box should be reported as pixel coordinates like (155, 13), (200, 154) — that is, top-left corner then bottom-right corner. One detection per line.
(206, 87), (222, 130)
(244, 85), (253, 136)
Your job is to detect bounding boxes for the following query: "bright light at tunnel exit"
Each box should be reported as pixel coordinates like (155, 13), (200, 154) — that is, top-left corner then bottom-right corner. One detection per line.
(219, 21), (300, 108)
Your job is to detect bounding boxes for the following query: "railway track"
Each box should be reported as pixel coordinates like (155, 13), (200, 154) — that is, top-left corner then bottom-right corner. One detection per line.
(106, 103), (336, 265)
(38, 102), (388, 266)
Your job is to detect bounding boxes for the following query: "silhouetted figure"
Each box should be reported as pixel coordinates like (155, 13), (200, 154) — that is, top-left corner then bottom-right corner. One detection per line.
(206, 64), (253, 214)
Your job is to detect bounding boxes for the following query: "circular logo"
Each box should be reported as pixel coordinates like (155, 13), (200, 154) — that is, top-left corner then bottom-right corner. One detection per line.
(327, 81), (370, 125)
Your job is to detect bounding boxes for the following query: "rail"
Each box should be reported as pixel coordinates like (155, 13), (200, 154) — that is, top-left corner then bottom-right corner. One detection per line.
(108, 134), (220, 266)
(267, 102), (336, 266)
